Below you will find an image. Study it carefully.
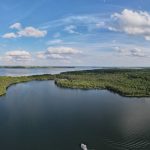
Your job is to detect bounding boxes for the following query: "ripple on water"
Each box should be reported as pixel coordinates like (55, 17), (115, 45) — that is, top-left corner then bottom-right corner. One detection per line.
(104, 135), (150, 150)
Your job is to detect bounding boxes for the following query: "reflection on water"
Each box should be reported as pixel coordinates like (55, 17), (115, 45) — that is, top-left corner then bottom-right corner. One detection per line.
(0, 81), (150, 150)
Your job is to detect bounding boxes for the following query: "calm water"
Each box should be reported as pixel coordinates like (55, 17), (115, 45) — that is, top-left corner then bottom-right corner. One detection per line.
(0, 81), (150, 150)
(0, 67), (99, 76)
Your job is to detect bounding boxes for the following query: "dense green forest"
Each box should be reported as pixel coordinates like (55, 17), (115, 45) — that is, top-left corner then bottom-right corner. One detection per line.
(0, 69), (150, 97)
(56, 69), (150, 97)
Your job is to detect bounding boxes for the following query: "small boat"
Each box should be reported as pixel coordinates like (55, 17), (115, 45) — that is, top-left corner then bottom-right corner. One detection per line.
(81, 143), (88, 150)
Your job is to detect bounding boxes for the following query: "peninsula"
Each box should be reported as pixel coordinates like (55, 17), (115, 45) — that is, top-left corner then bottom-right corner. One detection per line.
(0, 69), (150, 97)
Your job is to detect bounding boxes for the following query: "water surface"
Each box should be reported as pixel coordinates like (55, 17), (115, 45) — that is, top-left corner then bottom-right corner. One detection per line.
(0, 81), (150, 150)
(0, 67), (99, 76)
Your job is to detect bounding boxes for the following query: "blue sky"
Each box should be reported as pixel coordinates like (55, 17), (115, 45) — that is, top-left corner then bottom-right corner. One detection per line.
(0, 0), (150, 66)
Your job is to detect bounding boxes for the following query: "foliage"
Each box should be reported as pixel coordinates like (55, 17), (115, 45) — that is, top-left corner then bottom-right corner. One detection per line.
(55, 69), (150, 97)
(0, 69), (150, 97)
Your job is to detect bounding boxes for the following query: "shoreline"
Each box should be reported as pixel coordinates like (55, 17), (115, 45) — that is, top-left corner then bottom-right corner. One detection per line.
(0, 69), (150, 97)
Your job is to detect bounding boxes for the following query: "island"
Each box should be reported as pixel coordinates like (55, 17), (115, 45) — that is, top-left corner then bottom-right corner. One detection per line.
(0, 68), (150, 97)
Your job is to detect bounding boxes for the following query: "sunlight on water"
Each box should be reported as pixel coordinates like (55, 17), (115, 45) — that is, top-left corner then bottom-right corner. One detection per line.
(0, 81), (150, 150)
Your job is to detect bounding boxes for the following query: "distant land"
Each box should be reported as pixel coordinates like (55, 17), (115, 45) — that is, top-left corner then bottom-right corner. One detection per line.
(0, 66), (149, 69)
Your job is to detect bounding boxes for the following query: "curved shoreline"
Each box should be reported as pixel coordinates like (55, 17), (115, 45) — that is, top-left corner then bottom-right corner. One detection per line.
(0, 78), (149, 98)
(0, 69), (150, 97)
(55, 80), (150, 98)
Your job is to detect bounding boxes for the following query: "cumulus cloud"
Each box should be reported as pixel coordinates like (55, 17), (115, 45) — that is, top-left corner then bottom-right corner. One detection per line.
(47, 46), (80, 54)
(10, 23), (22, 30)
(37, 46), (81, 60)
(17, 27), (47, 38)
(109, 9), (150, 40)
(2, 23), (47, 38)
(114, 46), (149, 57)
(2, 50), (32, 62)
(2, 32), (17, 38)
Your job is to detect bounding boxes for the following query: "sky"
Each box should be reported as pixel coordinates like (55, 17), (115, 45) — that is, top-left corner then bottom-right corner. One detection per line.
(0, 0), (150, 66)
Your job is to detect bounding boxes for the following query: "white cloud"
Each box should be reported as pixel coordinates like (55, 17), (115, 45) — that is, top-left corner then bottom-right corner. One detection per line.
(2, 32), (17, 39)
(10, 23), (22, 30)
(110, 9), (150, 40)
(18, 27), (47, 38)
(96, 22), (105, 28)
(47, 39), (63, 45)
(37, 52), (68, 60)
(3, 50), (32, 62)
(36, 52), (45, 59)
(46, 54), (66, 59)
(62, 15), (105, 30)
(114, 46), (149, 57)
(2, 23), (47, 38)
(41, 14), (105, 31)
(47, 46), (81, 54)
(37, 46), (81, 60)
(64, 25), (79, 34)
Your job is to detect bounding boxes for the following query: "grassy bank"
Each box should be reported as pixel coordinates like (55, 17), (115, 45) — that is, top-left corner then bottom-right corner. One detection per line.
(0, 69), (150, 97)
(0, 74), (55, 96)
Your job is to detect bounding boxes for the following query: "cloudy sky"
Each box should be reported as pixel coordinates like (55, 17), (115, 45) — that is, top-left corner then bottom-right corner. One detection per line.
(0, 0), (150, 66)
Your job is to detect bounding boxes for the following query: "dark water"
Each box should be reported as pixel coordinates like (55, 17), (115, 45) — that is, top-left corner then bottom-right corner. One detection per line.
(0, 67), (99, 76)
(0, 81), (150, 150)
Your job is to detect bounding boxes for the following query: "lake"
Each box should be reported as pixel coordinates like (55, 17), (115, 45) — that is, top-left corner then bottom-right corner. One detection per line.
(0, 81), (150, 150)
(0, 67), (100, 76)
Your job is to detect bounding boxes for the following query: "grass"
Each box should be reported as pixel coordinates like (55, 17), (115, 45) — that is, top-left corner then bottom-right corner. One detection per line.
(0, 69), (150, 97)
